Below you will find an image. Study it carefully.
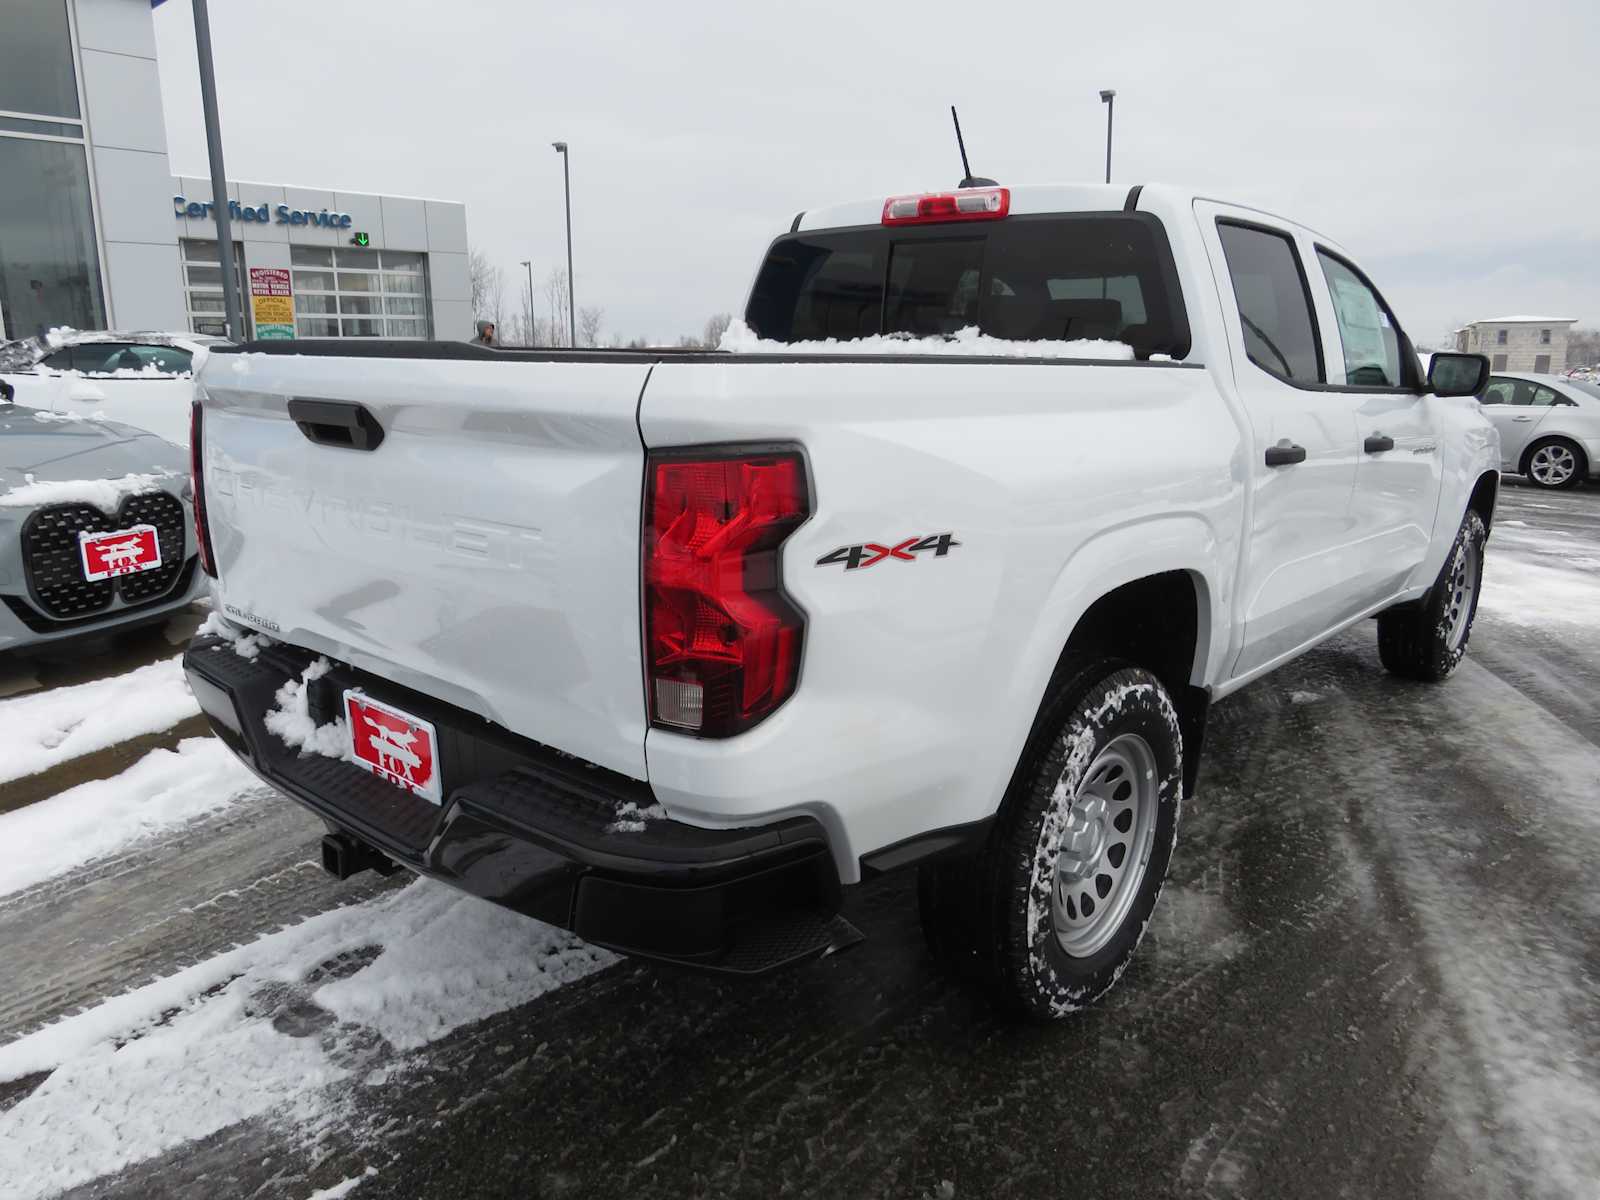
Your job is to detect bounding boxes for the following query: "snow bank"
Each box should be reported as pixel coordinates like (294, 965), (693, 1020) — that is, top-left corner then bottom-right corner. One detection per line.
(0, 738), (259, 899)
(264, 657), (348, 758)
(717, 318), (1135, 361)
(0, 656), (200, 785)
(0, 880), (614, 1196)
(0, 471), (175, 513)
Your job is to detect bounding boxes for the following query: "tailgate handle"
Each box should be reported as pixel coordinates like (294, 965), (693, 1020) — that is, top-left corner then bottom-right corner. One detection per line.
(287, 398), (385, 452)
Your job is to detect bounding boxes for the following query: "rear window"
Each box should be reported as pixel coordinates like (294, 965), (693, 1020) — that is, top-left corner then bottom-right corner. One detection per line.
(744, 213), (1190, 359)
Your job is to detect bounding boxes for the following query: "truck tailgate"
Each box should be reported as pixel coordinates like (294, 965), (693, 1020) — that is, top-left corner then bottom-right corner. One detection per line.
(198, 350), (653, 780)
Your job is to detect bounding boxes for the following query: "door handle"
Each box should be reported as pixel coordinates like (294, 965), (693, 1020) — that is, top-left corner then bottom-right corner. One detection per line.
(286, 398), (386, 451)
(1265, 443), (1307, 467)
(1512, 415), (1535, 422)
(1363, 434), (1395, 453)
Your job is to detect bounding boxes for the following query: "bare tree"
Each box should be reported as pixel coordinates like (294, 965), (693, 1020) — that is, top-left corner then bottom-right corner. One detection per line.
(468, 247), (503, 328)
(702, 312), (732, 349)
(519, 275), (538, 347)
(541, 268), (571, 348)
(578, 306), (605, 348)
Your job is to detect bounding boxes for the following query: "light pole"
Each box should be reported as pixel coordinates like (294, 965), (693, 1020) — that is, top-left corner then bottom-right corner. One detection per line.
(192, 0), (243, 342)
(552, 142), (575, 348)
(1099, 89), (1116, 185)
(519, 259), (534, 345)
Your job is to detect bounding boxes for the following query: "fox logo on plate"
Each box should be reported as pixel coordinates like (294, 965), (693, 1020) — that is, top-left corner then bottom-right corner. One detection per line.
(344, 690), (443, 805)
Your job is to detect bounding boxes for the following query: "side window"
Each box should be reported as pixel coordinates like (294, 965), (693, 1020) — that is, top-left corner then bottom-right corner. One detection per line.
(38, 347), (75, 372)
(1215, 222), (1323, 384)
(1316, 251), (1406, 388)
(1530, 386), (1564, 407)
(1485, 378), (1535, 405)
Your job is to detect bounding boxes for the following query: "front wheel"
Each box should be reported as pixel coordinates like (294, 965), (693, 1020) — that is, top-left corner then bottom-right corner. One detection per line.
(1377, 509), (1487, 681)
(922, 658), (1183, 1020)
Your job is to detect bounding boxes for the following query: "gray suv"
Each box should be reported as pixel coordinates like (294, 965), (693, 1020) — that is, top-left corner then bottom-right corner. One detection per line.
(0, 380), (204, 652)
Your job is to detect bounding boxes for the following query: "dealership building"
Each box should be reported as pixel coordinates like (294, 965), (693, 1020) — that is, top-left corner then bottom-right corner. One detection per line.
(0, 0), (472, 343)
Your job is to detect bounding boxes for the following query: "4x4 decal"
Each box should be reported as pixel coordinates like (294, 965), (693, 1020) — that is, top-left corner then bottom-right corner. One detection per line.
(815, 533), (959, 571)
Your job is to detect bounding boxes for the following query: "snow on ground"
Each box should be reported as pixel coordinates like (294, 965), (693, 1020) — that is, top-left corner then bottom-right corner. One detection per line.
(0, 879), (614, 1198)
(0, 656), (199, 785)
(306, 1168), (378, 1199)
(0, 738), (259, 899)
(718, 318), (1135, 360)
(0, 471), (176, 512)
(1479, 530), (1600, 625)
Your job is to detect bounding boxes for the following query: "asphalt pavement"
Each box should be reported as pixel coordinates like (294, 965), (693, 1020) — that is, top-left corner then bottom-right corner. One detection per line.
(3, 479), (1597, 1200)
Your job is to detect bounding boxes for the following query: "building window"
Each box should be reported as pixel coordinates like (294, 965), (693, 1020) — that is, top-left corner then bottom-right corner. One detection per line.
(1540, 328), (1551, 344)
(1496, 329), (1508, 345)
(0, 0), (106, 339)
(290, 246), (431, 339)
(0, 0), (82, 121)
(1534, 354), (1551, 374)
(0, 137), (105, 338)
(1491, 353), (1508, 370)
(180, 239), (246, 337)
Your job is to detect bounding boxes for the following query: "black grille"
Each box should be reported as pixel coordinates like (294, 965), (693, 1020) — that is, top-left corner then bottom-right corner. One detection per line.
(114, 493), (187, 603)
(21, 492), (189, 621)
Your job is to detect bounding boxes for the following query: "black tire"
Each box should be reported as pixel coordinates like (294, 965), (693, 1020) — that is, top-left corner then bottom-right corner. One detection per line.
(1522, 437), (1588, 490)
(920, 657), (1183, 1020)
(1377, 509), (1487, 682)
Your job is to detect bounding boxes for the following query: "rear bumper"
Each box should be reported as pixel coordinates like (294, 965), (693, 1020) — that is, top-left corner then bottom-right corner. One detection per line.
(183, 634), (849, 973)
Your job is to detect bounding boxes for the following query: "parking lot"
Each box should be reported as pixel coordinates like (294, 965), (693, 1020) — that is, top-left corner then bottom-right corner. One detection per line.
(1, 479), (1597, 1200)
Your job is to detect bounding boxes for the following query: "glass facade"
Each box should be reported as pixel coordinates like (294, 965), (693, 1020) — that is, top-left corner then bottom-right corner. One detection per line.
(0, 0), (81, 119)
(0, 0), (104, 340)
(180, 239), (246, 338)
(290, 246), (431, 339)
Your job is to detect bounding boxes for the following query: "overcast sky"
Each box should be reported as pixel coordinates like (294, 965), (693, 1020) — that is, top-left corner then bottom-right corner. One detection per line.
(153, 0), (1599, 347)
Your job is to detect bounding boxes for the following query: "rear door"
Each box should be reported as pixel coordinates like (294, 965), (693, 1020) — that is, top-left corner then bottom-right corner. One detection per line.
(1196, 203), (1368, 678)
(1310, 247), (1443, 600)
(199, 351), (656, 780)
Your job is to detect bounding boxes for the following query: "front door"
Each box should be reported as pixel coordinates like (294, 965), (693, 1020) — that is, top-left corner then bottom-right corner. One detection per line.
(1311, 248), (1443, 600)
(1196, 203), (1368, 679)
(1479, 376), (1548, 469)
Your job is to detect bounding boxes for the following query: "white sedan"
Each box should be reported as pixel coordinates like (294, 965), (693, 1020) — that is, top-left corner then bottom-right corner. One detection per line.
(0, 331), (227, 448)
(1478, 372), (1600, 489)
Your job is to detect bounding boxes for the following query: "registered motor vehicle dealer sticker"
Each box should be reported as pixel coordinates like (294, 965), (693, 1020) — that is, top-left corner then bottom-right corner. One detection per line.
(78, 525), (162, 582)
(343, 689), (444, 805)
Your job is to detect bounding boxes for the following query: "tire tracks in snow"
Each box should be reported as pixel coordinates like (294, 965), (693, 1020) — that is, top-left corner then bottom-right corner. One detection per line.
(0, 797), (403, 1047)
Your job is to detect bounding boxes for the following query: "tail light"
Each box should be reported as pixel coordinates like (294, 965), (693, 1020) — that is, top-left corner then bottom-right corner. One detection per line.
(644, 446), (809, 737)
(189, 399), (217, 577)
(882, 186), (1009, 226)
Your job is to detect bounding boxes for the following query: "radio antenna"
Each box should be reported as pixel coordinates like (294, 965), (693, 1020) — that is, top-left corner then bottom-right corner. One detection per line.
(950, 106), (996, 188)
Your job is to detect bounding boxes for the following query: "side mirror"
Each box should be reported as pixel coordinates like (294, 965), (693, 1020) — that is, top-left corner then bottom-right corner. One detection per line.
(1427, 352), (1489, 398)
(0, 379), (12, 403)
(66, 379), (107, 404)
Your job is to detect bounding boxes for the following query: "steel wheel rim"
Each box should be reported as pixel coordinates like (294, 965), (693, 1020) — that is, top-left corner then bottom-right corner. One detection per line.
(1051, 732), (1159, 958)
(1444, 536), (1478, 652)
(1530, 444), (1575, 485)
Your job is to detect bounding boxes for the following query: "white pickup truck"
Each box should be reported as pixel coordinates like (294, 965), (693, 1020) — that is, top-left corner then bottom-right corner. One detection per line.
(184, 183), (1498, 1019)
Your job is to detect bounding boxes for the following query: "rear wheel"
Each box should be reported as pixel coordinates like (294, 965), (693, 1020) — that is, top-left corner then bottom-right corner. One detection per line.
(1377, 509), (1487, 681)
(1524, 438), (1586, 490)
(920, 658), (1183, 1019)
